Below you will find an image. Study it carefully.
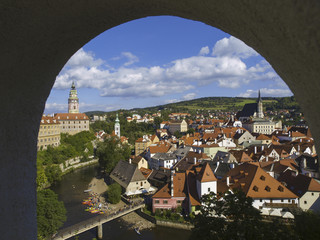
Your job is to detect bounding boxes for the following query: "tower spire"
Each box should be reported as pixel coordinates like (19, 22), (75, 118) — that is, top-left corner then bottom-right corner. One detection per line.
(68, 82), (79, 113)
(258, 89), (262, 102)
(114, 113), (120, 138)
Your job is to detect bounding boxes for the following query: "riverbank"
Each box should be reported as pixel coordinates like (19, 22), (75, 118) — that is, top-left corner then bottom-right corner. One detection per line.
(86, 176), (155, 230)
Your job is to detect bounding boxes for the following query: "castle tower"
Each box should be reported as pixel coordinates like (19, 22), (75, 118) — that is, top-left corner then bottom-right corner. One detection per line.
(68, 81), (79, 113)
(257, 90), (264, 118)
(115, 113), (120, 138)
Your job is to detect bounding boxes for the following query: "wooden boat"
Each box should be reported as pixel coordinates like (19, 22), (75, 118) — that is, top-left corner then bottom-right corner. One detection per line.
(134, 227), (141, 235)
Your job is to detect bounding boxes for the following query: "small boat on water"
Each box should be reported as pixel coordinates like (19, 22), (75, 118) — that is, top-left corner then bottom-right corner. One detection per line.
(84, 189), (92, 193)
(134, 227), (141, 235)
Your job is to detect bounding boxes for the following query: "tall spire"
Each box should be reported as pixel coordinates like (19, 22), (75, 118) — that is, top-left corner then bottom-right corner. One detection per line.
(115, 113), (120, 138)
(256, 89), (264, 118)
(68, 81), (79, 113)
(258, 89), (262, 102)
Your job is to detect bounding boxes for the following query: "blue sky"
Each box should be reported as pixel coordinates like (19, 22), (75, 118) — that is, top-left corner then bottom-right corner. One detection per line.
(44, 16), (292, 114)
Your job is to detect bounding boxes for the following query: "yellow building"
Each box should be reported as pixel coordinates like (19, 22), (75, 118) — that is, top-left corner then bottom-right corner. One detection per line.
(54, 113), (89, 135)
(37, 116), (61, 150)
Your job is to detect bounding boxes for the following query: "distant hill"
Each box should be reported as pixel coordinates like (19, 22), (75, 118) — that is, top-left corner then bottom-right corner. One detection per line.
(85, 96), (300, 116)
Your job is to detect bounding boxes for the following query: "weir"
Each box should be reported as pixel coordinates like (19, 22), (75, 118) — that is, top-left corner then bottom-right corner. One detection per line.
(52, 203), (145, 240)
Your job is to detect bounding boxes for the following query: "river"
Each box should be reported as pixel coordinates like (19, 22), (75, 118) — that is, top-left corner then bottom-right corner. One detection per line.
(51, 165), (191, 240)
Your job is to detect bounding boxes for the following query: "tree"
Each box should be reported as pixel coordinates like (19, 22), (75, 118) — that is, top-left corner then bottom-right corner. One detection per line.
(45, 165), (62, 185)
(96, 137), (123, 173)
(37, 189), (66, 239)
(190, 189), (296, 240)
(106, 183), (122, 204)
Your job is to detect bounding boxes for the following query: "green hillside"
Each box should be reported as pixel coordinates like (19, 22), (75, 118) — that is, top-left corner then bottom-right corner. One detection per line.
(85, 96), (300, 116)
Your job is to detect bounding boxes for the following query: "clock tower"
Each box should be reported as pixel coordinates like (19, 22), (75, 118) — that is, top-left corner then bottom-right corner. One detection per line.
(68, 81), (79, 113)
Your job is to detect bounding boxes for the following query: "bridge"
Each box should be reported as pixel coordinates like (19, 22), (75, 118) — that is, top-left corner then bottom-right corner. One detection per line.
(52, 202), (145, 240)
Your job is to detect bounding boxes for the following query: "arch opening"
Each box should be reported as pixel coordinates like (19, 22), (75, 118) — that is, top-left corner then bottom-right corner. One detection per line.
(1, 1), (320, 239)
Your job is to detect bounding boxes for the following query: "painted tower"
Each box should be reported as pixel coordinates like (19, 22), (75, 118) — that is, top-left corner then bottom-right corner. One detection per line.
(115, 113), (120, 138)
(68, 81), (79, 113)
(257, 90), (264, 118)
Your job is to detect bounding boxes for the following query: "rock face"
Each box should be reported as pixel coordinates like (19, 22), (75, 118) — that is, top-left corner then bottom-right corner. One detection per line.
(0, 0), (320, 239)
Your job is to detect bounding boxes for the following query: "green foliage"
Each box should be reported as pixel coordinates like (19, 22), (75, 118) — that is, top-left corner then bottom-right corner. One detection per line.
(61, 131), (95, 154)
(96, 137), (131, 173)
(191, 189), (297, 240)
(45, 165), (62, 185)
(36, 158), (48, 190)
(37, 189), (66, 239)
(174, 130), (182, 138)
(294, 211), (320, 240)
(106, 183), (122, 204)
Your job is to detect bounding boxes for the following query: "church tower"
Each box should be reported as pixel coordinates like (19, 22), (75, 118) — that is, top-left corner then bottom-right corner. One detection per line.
(114, 113), (120, 138)
(68, 81), (79, 113)
(257, 90), (264, 118)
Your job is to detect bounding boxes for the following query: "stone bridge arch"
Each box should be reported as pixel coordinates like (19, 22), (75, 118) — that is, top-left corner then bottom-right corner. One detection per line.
(1, 0), (320, 238)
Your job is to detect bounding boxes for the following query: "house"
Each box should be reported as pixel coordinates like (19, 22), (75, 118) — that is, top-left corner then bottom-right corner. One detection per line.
(110, 160), (152, 196)
(54, 113), (89, 135)
(134, 135), (153, 156)
(37, 115), (61, 150)
(295, 153), (319, 179)
(152, 171), (187, 213)
(228, 150), (253, 163)
(168, 120), (188, 134)
(261, 159), (299, 179)
(220, 162), (298, 212)
(131, 156), (148, 169)
(233, 131), (256, 146)
(149, 152), (178, 170)
(278, 170), (320, 211)
(256, 134), (272, 145)
(190, 143), (225, 160)
(212, 150), (237, 164)
(145, 141), (172, 161)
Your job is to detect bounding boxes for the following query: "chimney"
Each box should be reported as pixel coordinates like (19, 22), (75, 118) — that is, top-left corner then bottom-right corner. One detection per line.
(227, 176), (230, 186)
(129, 158), (132, 164)
(171, 170), (175, 197)
(254, 146), (257, 154)
(194, 157), (197, 165)
(266, 156), (269, 162)
(261, 145), (264, 151)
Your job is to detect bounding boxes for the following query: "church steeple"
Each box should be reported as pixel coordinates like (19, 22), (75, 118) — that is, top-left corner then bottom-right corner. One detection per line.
(114, 113), (120, 138)
(68, 81), (79, 113)
(257, 89), (264, 118)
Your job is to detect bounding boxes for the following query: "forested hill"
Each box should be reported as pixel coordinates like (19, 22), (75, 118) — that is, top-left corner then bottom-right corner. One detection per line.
(85, 96), (300, 115)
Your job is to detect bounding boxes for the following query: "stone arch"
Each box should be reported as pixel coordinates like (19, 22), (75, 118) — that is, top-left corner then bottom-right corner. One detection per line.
(1, 1), (320, 238)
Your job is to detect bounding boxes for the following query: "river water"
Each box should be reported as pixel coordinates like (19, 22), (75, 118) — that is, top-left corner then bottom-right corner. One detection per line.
(51, 165), (191, 240)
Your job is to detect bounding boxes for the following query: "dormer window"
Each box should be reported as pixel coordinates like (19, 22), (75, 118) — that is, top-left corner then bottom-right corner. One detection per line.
(260, 175), (265, 181)
(278, 186), (284, 192)
(265, 186), (271, 192)
(253, 186), (259, 192)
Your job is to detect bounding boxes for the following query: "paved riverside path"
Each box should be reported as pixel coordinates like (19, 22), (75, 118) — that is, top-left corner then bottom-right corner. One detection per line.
(52, 203), (145, 240)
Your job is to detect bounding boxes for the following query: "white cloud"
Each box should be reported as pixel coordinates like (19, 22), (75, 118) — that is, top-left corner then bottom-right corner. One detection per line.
(54, 37), (284, 99)
(212, 36), (258, 59)
(65, 48), (104, 68)
(121, 52), (139, 66)
(182, 93), (197, 100)
(238, 88), (293, 98)
(45, 103), (68, 113)
(199, 46), (210, 56)
(165, 99), (179, 104)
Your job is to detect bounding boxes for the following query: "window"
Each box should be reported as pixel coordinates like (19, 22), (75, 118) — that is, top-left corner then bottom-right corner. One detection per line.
(163, 200), (168, 204)
(253, 186), (258, 192)
(312, 192), (314, 196)
(265, 186), (271, 192)
(208, 188), (211, 192)
(278, 186), (284, 192)
(155, 200), (159, 204)
(260, 175), (265, 181)
(304, 201), (307, 204)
